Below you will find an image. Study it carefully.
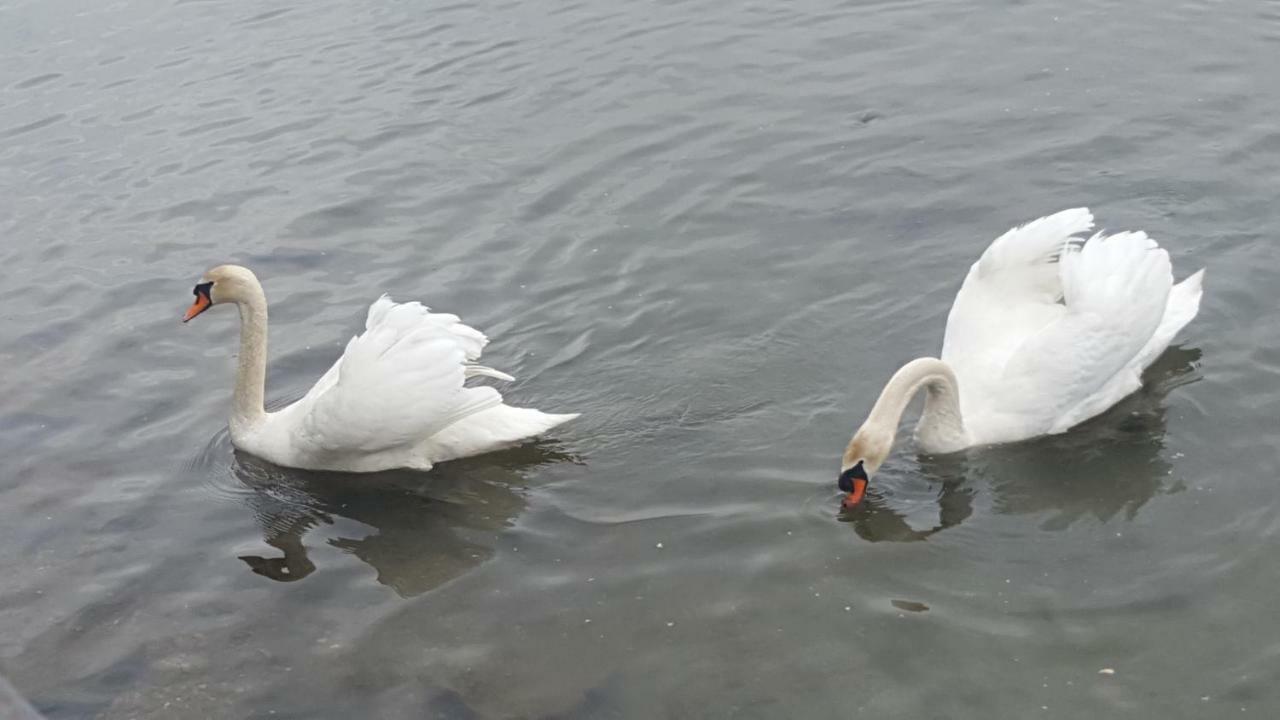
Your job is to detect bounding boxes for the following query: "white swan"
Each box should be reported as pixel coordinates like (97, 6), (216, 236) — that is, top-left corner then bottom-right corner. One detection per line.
(838, 208), (1204, 509)
(183, 265), (578, 472)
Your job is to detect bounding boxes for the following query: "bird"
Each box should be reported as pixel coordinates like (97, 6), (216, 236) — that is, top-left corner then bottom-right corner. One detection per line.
(838, 208), (1204, 510)
(183, 264), (578, 472)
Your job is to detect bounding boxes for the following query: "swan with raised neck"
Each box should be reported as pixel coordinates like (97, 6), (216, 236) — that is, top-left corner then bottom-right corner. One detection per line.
(184, 264), (270, 445)
(183, 264), (579, 472)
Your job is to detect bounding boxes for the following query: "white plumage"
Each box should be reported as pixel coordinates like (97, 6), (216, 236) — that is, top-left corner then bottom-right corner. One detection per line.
(941, 208), (1203, 445)
(840, 209), (1204, 507)
(185, 266), (578, 473)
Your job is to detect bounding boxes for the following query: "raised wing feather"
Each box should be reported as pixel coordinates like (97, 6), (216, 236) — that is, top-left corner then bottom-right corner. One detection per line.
(365, 295), (514, 382)
(971, 207), (1094, 300)
(292, 297), (506, 454)
(999, 230), (1173, 432)
(942, 208), (1094, 367)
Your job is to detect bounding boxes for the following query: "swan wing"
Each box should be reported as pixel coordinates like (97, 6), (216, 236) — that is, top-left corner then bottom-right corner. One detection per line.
(998, 230), (1174, 433)
(291, 297), (506, 454)
(942, 208), (1094, 366)
(940, 209), (1096, 417)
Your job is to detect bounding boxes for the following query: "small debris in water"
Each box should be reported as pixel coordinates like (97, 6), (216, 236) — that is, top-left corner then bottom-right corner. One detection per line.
(1098, 668), (1116, 676)
(655, 542), (663, 549)
(890, 599), (929, 613)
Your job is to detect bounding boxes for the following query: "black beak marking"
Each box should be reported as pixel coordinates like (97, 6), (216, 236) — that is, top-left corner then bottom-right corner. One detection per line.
(837, 461), (867, 493)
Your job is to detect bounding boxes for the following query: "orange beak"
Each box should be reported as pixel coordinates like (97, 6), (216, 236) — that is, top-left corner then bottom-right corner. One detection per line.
(840, 478), (868, 511)
(183, 293), (211, 322)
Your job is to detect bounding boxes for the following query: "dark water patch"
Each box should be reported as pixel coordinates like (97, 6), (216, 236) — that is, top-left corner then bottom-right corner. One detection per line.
(13, 73), (62, 90)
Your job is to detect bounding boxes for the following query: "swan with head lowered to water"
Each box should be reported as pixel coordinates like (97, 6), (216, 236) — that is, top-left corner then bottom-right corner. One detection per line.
(183, 265), (578, 473)
(838, 208), (1204, 510)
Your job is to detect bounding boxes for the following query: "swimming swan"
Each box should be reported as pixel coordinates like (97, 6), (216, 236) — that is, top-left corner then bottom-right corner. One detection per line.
(838, 209), (1204, 509)
(183, 265), (578, 472)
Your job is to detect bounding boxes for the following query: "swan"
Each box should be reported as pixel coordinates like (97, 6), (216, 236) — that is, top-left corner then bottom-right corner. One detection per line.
(183, 265), (578, 472)
(838, 208), (1204, 510)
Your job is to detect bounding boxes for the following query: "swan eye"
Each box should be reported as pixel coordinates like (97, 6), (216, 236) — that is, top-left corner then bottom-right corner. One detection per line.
(194, 281), (213, 298)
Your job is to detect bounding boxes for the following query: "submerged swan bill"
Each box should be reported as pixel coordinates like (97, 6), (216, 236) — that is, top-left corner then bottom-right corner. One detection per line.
(834, 208), (1204, 514)
(838, 461), (869, 510)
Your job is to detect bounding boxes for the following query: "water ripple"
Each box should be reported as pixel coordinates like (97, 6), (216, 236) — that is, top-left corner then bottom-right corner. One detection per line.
(0, 0), (1276, 716)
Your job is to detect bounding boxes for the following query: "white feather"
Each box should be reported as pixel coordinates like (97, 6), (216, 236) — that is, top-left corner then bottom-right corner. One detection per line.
(202, 270), (579, 473)
(932, 208), (1203, 447)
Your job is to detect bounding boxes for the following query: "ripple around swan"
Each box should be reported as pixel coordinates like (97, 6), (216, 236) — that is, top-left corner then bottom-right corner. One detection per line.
(2, 0), (1280, 716)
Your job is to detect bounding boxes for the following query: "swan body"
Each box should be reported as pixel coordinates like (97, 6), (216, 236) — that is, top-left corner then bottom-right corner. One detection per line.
(184, 265), (578, 472)
(839, 209), (1204, 507)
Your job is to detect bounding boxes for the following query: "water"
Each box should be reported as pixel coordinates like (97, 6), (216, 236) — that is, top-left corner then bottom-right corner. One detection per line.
(1, 0), (1277, 716)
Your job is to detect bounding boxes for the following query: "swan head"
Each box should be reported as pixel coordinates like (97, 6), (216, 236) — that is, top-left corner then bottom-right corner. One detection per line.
(838, 428), (892, 511)
(183, 265), (260, 322)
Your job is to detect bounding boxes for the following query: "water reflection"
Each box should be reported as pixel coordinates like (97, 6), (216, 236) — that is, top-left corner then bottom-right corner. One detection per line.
(843, 347), (1201, 541)
(839, 480), (975, 543)
(229, 445), (577, 596)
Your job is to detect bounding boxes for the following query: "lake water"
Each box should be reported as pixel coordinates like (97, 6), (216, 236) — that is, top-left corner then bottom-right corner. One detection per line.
(2, 0), (1277, 717)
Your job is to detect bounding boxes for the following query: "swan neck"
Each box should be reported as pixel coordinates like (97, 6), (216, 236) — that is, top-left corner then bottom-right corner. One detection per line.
(867, 357), (967, 452)
(231, 284), (268, 434)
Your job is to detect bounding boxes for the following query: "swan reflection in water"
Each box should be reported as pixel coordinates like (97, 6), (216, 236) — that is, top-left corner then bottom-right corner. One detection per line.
(841, 346), (1201, 542)
(230, 443), (576, 596)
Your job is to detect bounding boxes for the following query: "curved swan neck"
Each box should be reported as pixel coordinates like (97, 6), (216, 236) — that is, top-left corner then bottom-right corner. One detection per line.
(866, 357), (967, 454)
(230, 280), (269, 434)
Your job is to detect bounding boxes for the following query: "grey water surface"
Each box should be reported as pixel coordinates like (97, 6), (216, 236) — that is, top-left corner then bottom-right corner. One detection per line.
(1, 0), (1277, 717)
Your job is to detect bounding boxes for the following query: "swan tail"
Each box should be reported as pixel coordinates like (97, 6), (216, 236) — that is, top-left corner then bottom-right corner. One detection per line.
(494, 406), (581, 439)
(448, 404), (579, 444)
(1159, 268), (1205, 339)
(424, 404), (580, 463)
(1132, 268), (1205, 371)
